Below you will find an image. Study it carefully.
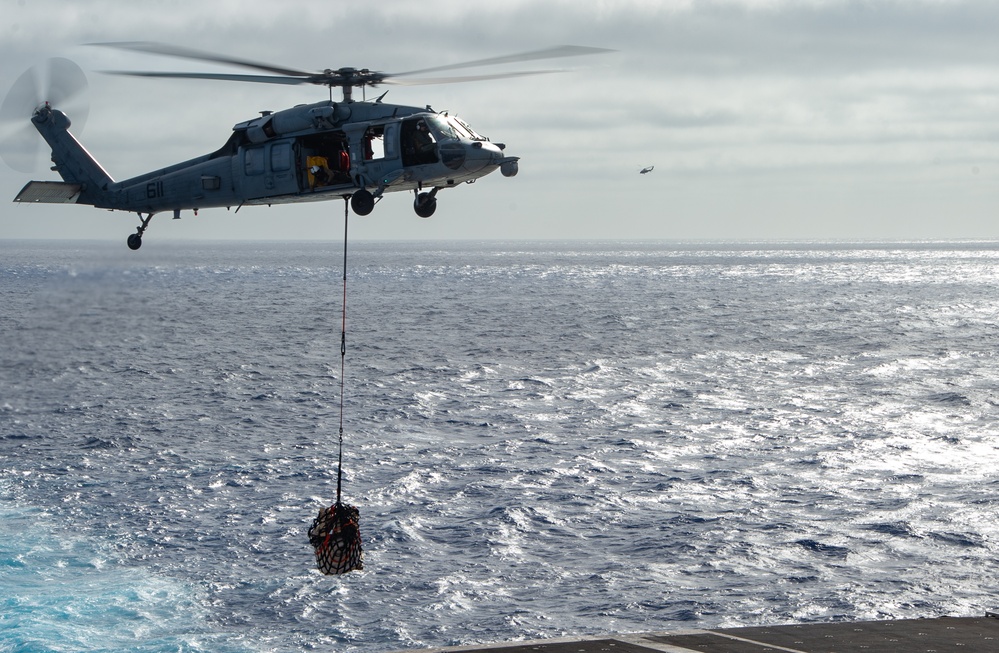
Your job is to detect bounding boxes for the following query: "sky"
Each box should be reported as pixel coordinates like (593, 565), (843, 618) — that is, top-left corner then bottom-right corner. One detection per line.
(1, 0), (998, 243)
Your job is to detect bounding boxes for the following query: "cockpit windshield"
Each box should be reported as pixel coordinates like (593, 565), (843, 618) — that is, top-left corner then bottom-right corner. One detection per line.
(451, 116), (485, 141)
(425, 116), (457, 141)
(426, 115), (487, 142)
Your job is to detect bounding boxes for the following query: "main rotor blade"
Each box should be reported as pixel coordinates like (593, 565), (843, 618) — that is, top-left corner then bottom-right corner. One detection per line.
(89, 41), (314, 78)
(391, 45), (614, 78)
(102, 70), (313, 86)
(384, 70), (562, 86)
(90, 42), (613, 93)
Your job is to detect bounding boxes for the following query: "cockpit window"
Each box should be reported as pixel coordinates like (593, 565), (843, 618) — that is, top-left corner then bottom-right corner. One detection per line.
(445, 118), (473, 140)
(425, 116), (458, 141)
(425, 115), (487, 141)
(451, 116), (485, 141)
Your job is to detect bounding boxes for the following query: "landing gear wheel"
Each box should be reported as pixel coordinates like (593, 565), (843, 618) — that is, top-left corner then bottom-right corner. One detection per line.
(414, 192), (437, 218)
(127, 212), (155, 251)
(350, 189), (374, 216)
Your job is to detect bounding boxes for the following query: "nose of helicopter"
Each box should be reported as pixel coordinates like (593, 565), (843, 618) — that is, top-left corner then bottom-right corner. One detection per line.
(437, 139), (518, 179)
(461, 141), (518, 177)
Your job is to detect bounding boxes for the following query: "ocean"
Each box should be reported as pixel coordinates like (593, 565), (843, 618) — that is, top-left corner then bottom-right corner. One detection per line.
(2, 239), (998, 652)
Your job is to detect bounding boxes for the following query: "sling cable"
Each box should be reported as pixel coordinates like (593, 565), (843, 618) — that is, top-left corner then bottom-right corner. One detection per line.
(308, 197), (364, 575)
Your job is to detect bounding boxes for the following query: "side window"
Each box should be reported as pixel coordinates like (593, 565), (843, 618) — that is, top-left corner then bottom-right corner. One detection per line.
(364, 126), (385, 160)
(382, 123), (399, 160)
(271, 142), (292, 172)
(244, 147), (265, 176)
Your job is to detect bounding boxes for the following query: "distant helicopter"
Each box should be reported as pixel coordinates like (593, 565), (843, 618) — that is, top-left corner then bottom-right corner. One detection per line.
(3, 42), (611, 250)
(640, 165), (654, 174)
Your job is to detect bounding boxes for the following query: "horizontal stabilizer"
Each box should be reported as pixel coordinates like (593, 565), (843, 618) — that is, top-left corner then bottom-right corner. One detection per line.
(13, 181), (83, 204)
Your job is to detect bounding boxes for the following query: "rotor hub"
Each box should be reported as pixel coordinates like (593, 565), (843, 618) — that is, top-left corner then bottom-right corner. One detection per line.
(312, 68), (389, 102)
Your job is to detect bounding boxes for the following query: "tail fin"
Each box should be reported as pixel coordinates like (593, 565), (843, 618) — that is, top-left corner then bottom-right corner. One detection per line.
(30, 105), (113, 205)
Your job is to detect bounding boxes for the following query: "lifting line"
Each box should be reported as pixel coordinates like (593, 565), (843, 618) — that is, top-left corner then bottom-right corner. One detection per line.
(336, 197), (348, 506)
(307, 196), (364, 575)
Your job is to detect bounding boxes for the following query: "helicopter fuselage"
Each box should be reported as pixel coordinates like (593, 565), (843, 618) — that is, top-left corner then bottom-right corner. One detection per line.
(17, 99), (518, 247)
(9, 41), (615, 249)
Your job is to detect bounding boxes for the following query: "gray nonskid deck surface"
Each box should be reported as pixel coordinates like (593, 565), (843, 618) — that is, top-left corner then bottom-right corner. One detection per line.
(394, 615), (999, 653)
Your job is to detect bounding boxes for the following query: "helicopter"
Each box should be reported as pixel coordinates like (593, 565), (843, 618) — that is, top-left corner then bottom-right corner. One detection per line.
(4, 42), (611, 250)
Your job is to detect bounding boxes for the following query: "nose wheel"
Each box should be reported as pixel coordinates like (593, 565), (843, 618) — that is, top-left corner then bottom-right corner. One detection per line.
(127, 213), (155, 250)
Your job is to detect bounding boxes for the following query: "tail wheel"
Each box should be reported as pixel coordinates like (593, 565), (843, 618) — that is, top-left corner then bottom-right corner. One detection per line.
(126, 212), (154, 251)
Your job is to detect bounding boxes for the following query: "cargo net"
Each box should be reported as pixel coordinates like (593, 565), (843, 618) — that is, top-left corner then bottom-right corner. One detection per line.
(308, 501), (364, 575)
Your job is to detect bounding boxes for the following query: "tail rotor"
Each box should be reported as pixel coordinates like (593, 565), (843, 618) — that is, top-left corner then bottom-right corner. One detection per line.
(0, 57), (89, 172)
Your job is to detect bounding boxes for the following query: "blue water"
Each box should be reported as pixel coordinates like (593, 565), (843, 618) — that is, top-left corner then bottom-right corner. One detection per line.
(2, 239), (998, 652)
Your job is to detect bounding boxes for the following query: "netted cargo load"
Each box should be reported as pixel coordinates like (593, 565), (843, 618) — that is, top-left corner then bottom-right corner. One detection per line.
(308, 501), (363, 575)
